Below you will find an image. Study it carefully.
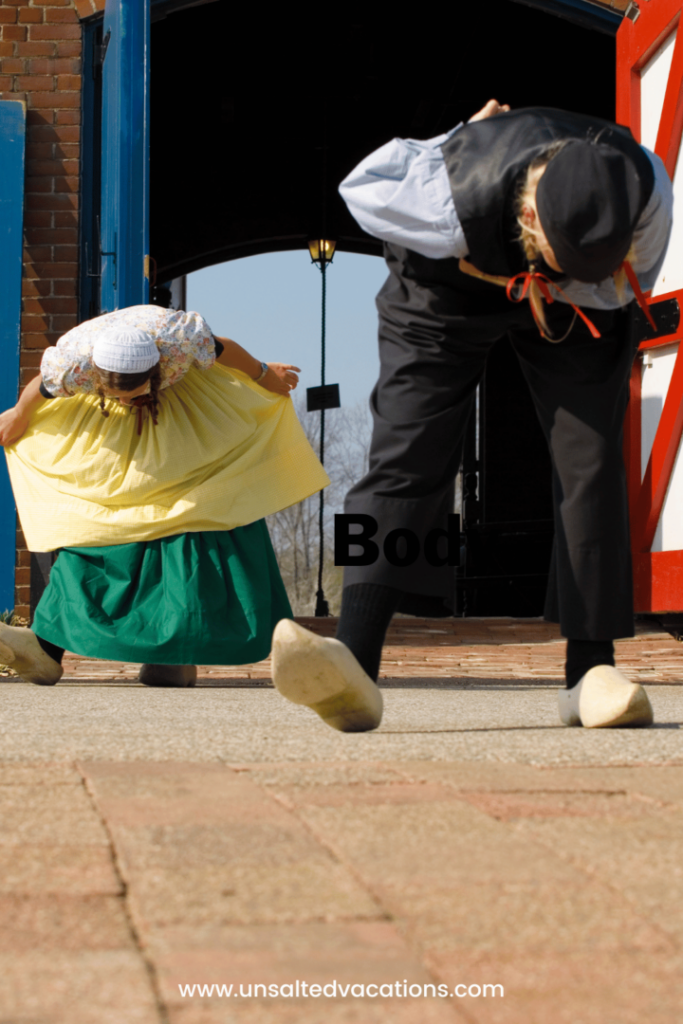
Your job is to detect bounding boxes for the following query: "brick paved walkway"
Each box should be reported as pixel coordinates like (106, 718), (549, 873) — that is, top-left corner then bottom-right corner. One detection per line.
(2, 617), (682, 1023)
(2, 759), (683, 1024)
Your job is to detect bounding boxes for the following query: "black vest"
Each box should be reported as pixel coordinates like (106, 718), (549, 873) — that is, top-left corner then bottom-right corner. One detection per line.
(440, 107), (655, 277)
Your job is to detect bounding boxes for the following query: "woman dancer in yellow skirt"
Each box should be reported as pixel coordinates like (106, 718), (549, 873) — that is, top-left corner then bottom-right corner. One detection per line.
(0, 304), (329, 686)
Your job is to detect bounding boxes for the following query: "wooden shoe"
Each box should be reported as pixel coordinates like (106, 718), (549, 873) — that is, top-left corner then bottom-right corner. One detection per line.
(271, 619), (383, 732)
(139, 664), (197, 687)
(0, 623), (62, 685)
(558, 665), (653, 728)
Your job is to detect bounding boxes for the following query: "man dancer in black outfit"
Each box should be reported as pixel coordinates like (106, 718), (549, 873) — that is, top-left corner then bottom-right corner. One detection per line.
(271, 99), (672, 731)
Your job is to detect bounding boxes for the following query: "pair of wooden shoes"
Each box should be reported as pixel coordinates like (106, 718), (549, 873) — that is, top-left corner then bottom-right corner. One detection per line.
(0, 624), (196, 688)
(271, 621), (654, 732)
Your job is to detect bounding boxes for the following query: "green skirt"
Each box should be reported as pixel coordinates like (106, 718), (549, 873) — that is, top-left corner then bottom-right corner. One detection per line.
(31, 521), (292, 665)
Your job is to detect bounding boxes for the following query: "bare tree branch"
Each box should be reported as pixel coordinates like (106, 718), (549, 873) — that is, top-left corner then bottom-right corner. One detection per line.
(266, 395), (372, 615)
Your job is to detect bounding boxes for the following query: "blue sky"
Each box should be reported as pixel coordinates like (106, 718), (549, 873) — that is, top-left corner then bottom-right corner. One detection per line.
(186, 250), (387, 408)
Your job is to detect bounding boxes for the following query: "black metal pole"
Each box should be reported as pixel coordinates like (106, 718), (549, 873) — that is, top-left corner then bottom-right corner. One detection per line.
(314, 253), (329, 617)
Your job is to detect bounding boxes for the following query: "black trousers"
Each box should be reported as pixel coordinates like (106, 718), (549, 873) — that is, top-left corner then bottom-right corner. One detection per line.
(343, 244), (638, 640)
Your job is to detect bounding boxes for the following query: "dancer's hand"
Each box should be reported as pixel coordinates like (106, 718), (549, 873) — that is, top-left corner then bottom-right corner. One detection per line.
(214, 337), (299, 395)
(469, 99), (510, 122)
(0, 408), (29, 447)
(0, 375), (48, 446)
(259, 363), (300, 395)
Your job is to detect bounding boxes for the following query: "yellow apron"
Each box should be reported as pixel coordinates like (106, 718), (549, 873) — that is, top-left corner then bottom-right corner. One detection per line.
(6, 364), (330, 552)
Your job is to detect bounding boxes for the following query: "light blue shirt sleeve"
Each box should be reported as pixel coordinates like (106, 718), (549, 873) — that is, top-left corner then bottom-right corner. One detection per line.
(339, 125), (469, 259)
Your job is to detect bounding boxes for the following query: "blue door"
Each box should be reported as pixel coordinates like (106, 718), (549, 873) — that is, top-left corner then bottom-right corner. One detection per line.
(100, 0), (150, 312)
(0, 100), (25, 613)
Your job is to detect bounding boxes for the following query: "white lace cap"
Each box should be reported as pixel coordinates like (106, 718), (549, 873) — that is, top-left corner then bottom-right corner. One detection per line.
(92, 327), (160, 374)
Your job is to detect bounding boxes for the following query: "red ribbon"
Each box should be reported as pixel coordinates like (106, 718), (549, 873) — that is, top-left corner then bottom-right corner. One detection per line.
(129, 394), (159, 435)
(506, 270), (602, 339)
(507, 263), (659, 341)
(621, 260), (657, 333)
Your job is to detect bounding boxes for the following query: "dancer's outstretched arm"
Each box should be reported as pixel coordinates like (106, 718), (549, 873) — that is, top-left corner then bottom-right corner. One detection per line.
(0, 374), (45, 447)
(213, 335), (299, 396)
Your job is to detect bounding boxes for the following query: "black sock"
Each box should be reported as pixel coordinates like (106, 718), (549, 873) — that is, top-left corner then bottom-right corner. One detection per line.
(335, 583), (401, 682)
(36, 636), (65, 665)
(565, 638), (615, 689)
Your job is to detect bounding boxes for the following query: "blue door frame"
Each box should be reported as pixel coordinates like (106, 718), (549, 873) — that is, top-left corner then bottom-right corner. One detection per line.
(100, 0), (150, 311)
(0, 100), (26, 613)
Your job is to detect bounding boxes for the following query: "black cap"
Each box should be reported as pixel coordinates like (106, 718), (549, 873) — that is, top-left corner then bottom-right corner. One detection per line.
(535, 139), (645, 283)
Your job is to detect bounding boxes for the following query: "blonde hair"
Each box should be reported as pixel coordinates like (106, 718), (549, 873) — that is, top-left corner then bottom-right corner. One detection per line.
(516, 142), (569, 339)
(613, 246), (636, 304)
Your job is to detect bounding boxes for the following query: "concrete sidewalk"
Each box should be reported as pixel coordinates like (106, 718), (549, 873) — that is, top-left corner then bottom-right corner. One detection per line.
(1, 618), (682, 1023)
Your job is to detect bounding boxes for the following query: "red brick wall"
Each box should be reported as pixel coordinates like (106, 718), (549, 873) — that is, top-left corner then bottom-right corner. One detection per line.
(0, 0), (102, 616)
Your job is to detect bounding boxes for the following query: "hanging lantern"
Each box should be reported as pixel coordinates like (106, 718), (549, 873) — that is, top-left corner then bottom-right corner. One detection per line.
(308, 239), (336, 265)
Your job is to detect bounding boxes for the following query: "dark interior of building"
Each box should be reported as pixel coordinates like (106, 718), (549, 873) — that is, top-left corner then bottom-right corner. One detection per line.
(126, 1), (620, 616)
(149, 0), (617, 277)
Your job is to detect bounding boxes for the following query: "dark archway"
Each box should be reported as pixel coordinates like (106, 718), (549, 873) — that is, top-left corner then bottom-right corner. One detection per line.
(149, 0), (616, 277)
